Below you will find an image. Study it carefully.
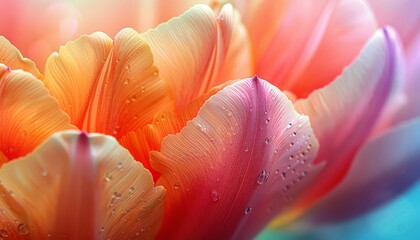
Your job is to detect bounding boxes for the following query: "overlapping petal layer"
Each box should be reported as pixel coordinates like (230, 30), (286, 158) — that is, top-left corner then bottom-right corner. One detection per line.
(0, 65), (74, 163)
(240, 0), (376, 98)
(291, 28), (402, 210)
(151, 77), (322, 239)
(44, 28), (174, 137)
(0, 37), (42, 78)
(0, 131), (165, 239)
(141, 4), (252, 110)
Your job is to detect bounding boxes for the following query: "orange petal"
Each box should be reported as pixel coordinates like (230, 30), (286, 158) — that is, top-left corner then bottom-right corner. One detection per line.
(44, 28), (174, 137)
(0, 37), (42, 79)
(151, 77), (322, 239)
(0, 131), (165, 239)
(242, 0), (376, 98)
(293, 28), (402, 208)
(120, 81), (232, 179)
(142, 4), (252, 110)
(0, 65), (75, 163)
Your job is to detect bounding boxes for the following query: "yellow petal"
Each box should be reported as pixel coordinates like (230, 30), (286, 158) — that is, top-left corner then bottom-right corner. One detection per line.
(0, 36), (42, 79)
(0, 65), (75, 163)
(0, 131), (165, 239)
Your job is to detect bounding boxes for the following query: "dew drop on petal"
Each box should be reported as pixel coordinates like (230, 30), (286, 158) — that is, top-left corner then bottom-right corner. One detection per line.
(257, 170), (269, 185)
(210, 189), (219, 202)
(0, 229), (8, 237)
(112, 192), (122, 200)
(117, 162), (124, 171)
(17, 223), (29, 235)
(244, 147), (249, 152)
(264, 137), (270, 144)
(245, 207), (252, 215)
(41, 170), (48, 177)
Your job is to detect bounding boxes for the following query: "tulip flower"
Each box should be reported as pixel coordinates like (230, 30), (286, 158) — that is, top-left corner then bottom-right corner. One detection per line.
(0, 1), (418, 240)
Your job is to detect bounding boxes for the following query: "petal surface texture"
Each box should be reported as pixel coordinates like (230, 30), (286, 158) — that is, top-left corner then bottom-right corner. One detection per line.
(293, 28), (402, 208)
(43, 28), (174, 137)
(0, 131), (165, 239)
(0, 65), (74, 163)
(141, 4), (253, 110)
(152, 77), (321, 239)
(241, 0), (376, 98)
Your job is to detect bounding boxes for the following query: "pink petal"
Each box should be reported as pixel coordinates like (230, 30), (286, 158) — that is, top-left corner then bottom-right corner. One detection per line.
(299, 116), (420, 224)
(151, 77), (322, 239)
(241, 0), (376, 98)
(367, 0), (420, 47)
(294, 27), (402, 207)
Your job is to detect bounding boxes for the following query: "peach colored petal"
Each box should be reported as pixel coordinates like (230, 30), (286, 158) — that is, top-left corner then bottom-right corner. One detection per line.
(293, 28), (402, 208)
(0, 65), (75, 163)
(0, 37), (42, 79)
(241, 0), (376, 98)
(44, 28), (174, 137)
(0, 131), (165, 239)
(151, 77), (322, 239)
(120, 81), (233, 179)
(141, 4), (253, 110)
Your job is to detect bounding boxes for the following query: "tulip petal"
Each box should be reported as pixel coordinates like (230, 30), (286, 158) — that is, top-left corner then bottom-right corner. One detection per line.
(293, 28), (402, 206)
(142, 4), (252, 110)
(299, 117), (420, 225)
(0, 131), (165, 239)
(44, 28), (173, 137)
(120, 81), (231, 178)
(367, 0), (420, 47)
(0, 37), (42, 79)
(0, 65), (74, 163)
(243, 0), (376, 98)
(151, 77), (321, 239)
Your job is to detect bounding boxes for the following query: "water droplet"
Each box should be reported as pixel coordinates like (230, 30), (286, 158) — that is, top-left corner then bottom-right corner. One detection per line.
(141, 85), (145, 92)
(174, 184), (180, 190)
(265, 118), (270, 123)
(245, 207), (252, 215)
(17, 223), (29, 235)
(41, 170), (48, 177)
(264, 137), (270, 144)
(112, 192), (122, 199)
(104, 172), (112, 182)
(125, 64), (131, 70)
(281, 172), (287, 179)
(289, 155), (294, 160)
(227, 111), (233, 117)
(244, 147), (249, 152)
(124, 78), (130, 85)
(287, 123), (292, 129)
(128, 187), (135, 196)
(117, 162), (124, 171)
(264, 110), (268, 115)
(292, 131), (297, 136)
(113, 126), (121, 135)
(210, 189), (219, 202)
(6, 146), (14, 153)
(0, 229), (8, 237)
(116, 58), (120, 63)
(290, 142), (294, 147)
(257, 170), (269, 184)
